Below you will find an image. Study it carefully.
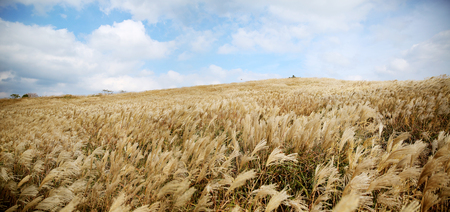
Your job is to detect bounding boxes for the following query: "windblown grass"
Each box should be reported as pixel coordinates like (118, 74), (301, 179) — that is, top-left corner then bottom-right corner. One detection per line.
(1, 76), (449, 211)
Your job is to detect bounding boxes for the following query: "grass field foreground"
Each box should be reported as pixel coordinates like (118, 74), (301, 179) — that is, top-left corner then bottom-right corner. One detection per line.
(1, 76), (450, 211)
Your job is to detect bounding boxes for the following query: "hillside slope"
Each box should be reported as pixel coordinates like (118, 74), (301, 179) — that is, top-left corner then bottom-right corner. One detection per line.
(1, 76), (449, 211)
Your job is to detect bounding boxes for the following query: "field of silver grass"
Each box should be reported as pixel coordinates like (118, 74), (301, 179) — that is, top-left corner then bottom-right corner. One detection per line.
(1, 76), (449, 212)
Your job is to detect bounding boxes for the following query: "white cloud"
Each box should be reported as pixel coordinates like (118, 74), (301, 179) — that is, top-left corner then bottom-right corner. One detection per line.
(0, 71), (14, 81)
(374, 65), (393, 75)
(204, 64), (280, 82)
(82, 74), (161, 92)
(203, 0), (378, 29)
(367, 1), (450, 51)
(0, 0), (377, 26)
(375, 30), (450, 79)
(302, 34), (361, 79)
(322, 52), (351, 67)
(174, 28), (219, 55)
(80, 64), (280, 93)
(401, 30), (450, 77)
(369, 18), (411, 46)
(404, 30), (450, 62)
(209, 65), (227, 78)
(177, 51), (193, 61)
(327, 37), (341, 45)
(212, 0), (379, 54)
(190, 30), (217, 52)
(0, 19), (97, 82)
(373, 58), (410, 76)
(267, 0), (373, 31)
(0, 92), (8, 98)
(21, 77), (38, 83)
(1, 18), (262, 95)
(213, 0), (379, 54)
(138, 69), (154, 76)
(88, 20), (175, 60)
(0, 18), (173, 72)
(166, 70), (184, 83)
(235, 70), (279, 81)
(0, 0), (411, 58)
(231, 29), (257, 50)
(390, 58), (409, 71)
(218, 44), (239, 54)
(0, 18), (180, 95)
(346, 75), (364, 81)
(221, 26), (307, 53)
(0, 70), (48, 96)
(6, 0), (380, 56)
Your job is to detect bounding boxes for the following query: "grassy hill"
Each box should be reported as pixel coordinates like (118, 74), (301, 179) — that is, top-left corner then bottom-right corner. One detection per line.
(1, 76), (449, 211)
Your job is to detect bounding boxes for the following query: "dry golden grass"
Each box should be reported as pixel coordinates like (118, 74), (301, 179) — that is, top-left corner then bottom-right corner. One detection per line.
(1, 76), (449, 211)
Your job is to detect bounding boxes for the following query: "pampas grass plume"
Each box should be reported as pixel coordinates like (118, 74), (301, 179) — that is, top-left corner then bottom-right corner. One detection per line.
(339, 128), (355, 152)
(422, 191), (439, 212)
(17, 174), (31, 188)
(133, 202), (160, 212)
(109, 192), (131, 212)
(174, 187), (197, 208)
(22, 195), (44, 211)
(332, 193), (359, 212)
(265, 189), (290, 212)
(60, 196), (81, 212)
(5, 205), (19, 212)
(228, 170), (256, 194)
(400, 201), (420, 212)
(252, 184), (278, 200)
(251, 140), (268, 157)
(266, 147), (297, 167)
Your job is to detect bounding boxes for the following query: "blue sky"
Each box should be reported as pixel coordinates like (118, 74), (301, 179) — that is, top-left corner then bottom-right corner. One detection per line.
(0, 0), (449, 97)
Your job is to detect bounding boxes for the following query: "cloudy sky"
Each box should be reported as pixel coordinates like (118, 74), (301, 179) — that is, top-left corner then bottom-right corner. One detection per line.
(0, 0), (449, 97)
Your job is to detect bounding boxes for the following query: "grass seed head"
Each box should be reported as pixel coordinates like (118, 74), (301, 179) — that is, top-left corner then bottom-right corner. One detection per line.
(265, 189), (291, 212)
(266, 147), (298, 167)
(332, 193), (359, 212)
(228, 169), (257, 194)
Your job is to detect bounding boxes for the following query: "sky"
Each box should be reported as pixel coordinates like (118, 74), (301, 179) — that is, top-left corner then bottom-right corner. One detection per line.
(0, 0), (449, 97)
